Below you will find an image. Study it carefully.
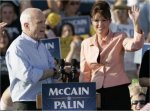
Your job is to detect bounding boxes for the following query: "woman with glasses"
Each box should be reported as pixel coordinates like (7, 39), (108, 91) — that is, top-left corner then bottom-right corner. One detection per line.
(131, 93), (146, 111)
(79, 1), (144, 110)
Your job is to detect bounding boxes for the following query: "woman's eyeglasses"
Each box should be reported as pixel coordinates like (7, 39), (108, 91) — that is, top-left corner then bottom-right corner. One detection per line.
(132, 100), (146, 105)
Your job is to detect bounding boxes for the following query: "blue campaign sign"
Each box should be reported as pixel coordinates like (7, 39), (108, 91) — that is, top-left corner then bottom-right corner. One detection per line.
(41, 38), (61, 59)
(61, 16), (90, 35)
(42, 82), (96, 111)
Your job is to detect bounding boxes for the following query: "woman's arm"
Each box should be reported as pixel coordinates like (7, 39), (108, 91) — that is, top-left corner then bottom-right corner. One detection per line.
(65, 41), (76, 63)
(79, 41), (91, 82)
(122, 6), (144, 51)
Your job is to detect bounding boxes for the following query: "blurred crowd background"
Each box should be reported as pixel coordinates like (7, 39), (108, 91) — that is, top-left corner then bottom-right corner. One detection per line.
(0, 0), (150, 110)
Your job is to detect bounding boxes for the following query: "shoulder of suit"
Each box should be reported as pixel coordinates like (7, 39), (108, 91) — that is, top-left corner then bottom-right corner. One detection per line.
(82, 35), (95, 43)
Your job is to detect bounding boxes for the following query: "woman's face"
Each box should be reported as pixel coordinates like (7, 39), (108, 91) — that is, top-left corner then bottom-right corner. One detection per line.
(56, 0), (63, 10)
(113, 9), (128, 24)
(61, 25), (73, 38)
(1, 6), (16, 25)
(66, 0), (80, 16)
(92, 12), (111, 36)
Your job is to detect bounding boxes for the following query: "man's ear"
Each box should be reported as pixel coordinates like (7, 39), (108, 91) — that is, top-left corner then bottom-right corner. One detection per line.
(24, 23), (29, 29)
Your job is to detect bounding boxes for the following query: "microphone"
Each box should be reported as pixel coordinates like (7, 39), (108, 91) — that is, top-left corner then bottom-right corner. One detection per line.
(70, 59), (79, 82)
(59, 59), (65, 68)
(58, 59), (67, 82)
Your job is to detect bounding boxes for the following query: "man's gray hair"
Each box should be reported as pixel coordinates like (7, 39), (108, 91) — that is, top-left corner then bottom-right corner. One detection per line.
(20, 8), (41, 30)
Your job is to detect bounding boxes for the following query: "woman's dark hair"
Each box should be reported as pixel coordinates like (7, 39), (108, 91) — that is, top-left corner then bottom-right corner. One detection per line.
(91, 1), (111, 20)
(59, 22), (75, 37)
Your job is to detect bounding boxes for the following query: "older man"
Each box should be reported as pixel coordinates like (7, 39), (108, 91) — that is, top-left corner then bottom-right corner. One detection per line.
(5, 8), (57, 110)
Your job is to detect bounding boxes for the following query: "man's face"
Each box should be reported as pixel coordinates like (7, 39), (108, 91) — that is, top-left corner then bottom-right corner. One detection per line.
(29, 12), (46, 40)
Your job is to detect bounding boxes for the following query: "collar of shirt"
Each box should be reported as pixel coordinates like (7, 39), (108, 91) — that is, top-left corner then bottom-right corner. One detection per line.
(89, 29), (113, 47)
(21, 32), (39, 49)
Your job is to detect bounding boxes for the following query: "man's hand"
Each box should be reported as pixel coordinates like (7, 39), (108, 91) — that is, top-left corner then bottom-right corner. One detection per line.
(40, 69), (55, 80)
